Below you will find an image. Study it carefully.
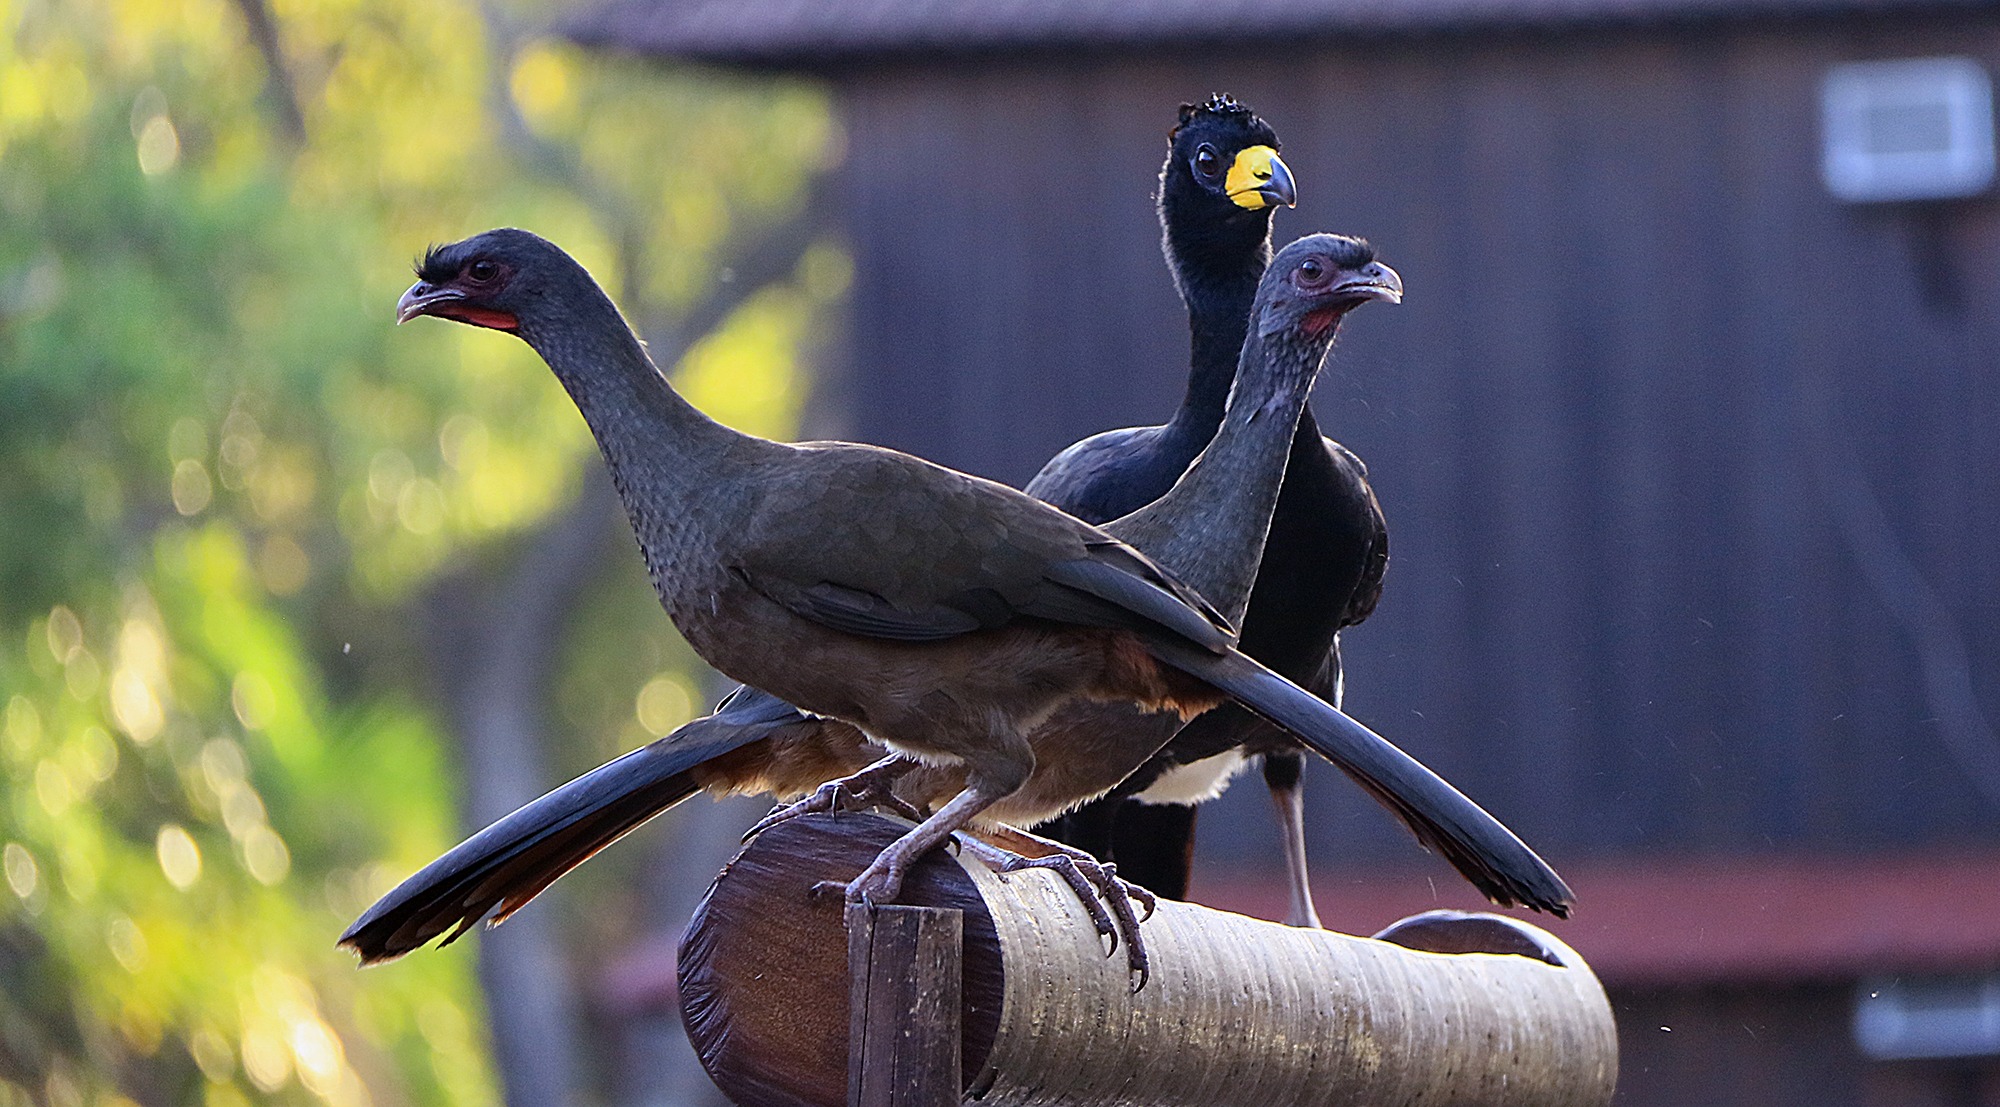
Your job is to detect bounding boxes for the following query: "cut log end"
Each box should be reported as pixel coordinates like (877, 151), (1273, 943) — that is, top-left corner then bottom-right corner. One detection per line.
(678, 815), (1001, 1107)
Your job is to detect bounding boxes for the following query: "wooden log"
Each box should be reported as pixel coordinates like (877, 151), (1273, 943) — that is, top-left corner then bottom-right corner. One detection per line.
(679, 813), (1616, 1107)
(847, 903), (962, 1107)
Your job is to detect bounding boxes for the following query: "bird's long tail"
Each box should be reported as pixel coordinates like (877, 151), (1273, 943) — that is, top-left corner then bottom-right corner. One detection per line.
(1149, 642), (1574, 916)
(339, 688), (802, 965)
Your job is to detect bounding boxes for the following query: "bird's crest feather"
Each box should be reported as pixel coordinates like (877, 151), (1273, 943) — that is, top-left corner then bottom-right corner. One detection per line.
(415, 243), (457, 284)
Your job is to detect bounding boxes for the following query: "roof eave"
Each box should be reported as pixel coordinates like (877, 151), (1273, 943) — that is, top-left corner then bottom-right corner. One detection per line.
(562, 0), (1994, 73)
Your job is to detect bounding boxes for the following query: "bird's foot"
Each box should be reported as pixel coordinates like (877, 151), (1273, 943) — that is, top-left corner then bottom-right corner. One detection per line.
(809, 843), (917, 907)
(744, 759), (923, 841)
(955, 834), (1156, 991)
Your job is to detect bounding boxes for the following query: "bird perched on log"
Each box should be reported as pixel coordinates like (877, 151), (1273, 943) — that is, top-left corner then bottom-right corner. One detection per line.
(345, 229), (1569, 972)
(340, 96), (1312, 956)
(1034, 96), (1387, 930)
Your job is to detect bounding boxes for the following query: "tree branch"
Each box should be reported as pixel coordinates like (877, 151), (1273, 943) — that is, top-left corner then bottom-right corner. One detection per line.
(637, 174), (836, 367)
(226, 0), (307, 150)
(472, 0), (830, 362)
(473, 0), (643, 234)
(422, 474), (624, 1107)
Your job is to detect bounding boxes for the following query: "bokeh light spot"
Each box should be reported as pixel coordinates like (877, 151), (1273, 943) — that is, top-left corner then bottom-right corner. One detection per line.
(156, 824), (201, 890)
(189, 1026), (236, 1082)
(243, 826), (290, 885)
(34, 760), (73, 816)
(45, 606), (82, 662)
(136, 115), (180, 176)
(110, 668), (163, 743)
(230, 672), (276, 730)
(635, 674), (694, 735)
(258, 534), (311, 595)
(241, 1025), (291, 1092)
(172, 459), (214, 515)
(107, 915), (148, 972)
(3, 843), (38, 900)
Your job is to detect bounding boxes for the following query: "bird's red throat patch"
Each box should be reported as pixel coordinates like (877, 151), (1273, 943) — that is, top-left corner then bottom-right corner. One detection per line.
(1300, 306), (1343, 338)
(437, 305), (520, 331)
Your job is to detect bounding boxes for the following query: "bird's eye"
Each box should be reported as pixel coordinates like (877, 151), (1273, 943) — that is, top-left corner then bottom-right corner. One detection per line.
(1192, 144), (1221, 179)
(467, 260), (499, 283)
(1299, 258), (1325, 283)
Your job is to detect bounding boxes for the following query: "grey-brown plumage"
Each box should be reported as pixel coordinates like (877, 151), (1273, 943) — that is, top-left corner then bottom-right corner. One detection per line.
(883, 236), (1393, 830)
(342, 229), (1567, 965)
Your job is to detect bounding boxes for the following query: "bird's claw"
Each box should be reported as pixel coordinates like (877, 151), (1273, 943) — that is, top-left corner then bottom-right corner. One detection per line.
(810, 870), (894, 909)
(955, 835), (1153, 990)
(836, 846), (913, 908)
(1120, 871), (1158, 922)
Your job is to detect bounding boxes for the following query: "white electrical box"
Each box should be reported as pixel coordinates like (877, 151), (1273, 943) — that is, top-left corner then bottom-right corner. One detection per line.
(1855, 974), (2000, 1060)
(1821, 56), (1995, 203)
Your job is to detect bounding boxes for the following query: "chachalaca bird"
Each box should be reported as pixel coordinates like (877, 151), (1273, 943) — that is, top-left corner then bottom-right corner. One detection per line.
(1034, 97), (1387, 929)
(346, 230), (1568, 972)
(341, 96), (1313, 959)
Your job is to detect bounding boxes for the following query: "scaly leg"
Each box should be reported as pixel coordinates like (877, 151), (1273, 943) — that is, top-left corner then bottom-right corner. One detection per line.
(818, 784), (1002, 907)
(744, 754), (922, 840)
(1265, 641), (1341, 929)
(1265, 755), (1322, 930)
(965, 825), (1157, 990)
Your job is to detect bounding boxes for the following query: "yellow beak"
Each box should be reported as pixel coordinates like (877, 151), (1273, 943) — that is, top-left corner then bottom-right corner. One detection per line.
(1225, 146), (1297, 210)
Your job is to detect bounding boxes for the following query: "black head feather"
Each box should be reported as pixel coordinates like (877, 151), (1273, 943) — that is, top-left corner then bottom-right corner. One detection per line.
(1176, 93), (1255, 129)
(415, 243), (456, 284)
(1171, 94), (1277, 151)
(1322, 236), (1376, 272)
(1159, 96), (1288, 305)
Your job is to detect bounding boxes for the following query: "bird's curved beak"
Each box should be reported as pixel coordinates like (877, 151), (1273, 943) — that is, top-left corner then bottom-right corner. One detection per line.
(397, 281), (462, 324)
(1331, 261), (1402, 306)
(1226, 146), (1297, 210)
(396, 281), (518, 331)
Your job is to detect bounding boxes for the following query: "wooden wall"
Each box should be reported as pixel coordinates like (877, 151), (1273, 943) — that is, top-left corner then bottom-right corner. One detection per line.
(822, 11), (2000, 867)
(1614, 983), (2000, 1105)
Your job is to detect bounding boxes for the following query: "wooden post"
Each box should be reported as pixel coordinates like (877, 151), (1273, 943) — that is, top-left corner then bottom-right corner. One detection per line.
(679, 813), (1617, 1107)
(846, 904), (962, 1107)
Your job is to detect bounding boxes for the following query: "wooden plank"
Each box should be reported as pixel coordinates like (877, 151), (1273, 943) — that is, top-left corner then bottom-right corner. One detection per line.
(826, 15), (2000, 866)
(847, 903), (964, 1107)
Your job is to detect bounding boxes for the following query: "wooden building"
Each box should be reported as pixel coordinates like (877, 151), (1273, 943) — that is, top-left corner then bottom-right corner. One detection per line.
(570, 1), (2000, 1101)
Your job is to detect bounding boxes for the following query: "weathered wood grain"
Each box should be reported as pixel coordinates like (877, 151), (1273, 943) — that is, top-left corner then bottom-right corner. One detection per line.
(847, 903), (962, 1107)
(679, 812), (1616, 1106)
(678, 814), (1001, 1107)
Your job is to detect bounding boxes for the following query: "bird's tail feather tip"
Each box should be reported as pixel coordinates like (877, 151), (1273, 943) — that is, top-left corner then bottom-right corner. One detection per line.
(336, 935), (397, 967)
(1491, 872), (1573, 918)
(1187, 647), (1575, 921)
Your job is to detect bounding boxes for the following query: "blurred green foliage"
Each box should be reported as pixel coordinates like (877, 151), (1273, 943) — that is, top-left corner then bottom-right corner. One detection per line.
(0, 0), (836, 1101)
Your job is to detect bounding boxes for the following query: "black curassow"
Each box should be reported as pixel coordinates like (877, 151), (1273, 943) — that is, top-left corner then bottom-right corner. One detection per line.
(1028, 95), (1386, 930)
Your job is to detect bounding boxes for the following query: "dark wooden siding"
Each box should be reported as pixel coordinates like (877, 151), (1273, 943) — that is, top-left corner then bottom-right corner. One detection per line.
(1613, 985), (1865, 1105)
(1614, 984), (2000, 1106)
(825, 12), (2000, 867)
